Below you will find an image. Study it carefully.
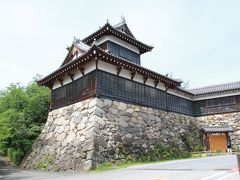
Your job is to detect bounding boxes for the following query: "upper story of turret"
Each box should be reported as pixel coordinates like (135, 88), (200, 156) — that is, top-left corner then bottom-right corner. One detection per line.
(61, 17), (153, 66)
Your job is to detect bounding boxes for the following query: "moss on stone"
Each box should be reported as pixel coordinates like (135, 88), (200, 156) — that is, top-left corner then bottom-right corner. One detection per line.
(36, 155), (53, 170)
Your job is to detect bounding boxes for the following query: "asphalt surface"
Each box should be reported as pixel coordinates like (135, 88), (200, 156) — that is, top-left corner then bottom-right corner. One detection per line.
(0, 155), (239, 180)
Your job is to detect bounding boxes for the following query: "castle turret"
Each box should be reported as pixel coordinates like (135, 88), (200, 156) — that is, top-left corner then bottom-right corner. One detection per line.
(24, 18), (240, 172)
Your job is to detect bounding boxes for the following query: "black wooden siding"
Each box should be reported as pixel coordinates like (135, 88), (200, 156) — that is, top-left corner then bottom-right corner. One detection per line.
(51, 70), (240, 116)
(51, 71), (96, 110)
(107, 41), (141, 65)
(97, 70), (193, 116)
(194, 95), (240, 116)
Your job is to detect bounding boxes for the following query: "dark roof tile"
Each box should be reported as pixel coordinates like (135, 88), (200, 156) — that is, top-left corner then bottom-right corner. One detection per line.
(202, 126), (233, 133)
(82, 23), (153, 54)
(189, 81), (240, 95)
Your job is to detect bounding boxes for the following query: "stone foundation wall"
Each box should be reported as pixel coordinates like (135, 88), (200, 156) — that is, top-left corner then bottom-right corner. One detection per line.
(22, 97), (223, 171)
(22, 98), (100, 171)
(94, 98), (199, 164)
(197, 113), (240, 149)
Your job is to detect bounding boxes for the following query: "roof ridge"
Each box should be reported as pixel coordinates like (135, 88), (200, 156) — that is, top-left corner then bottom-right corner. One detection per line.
(189, 80), (240, 91)
(113, 15), (126, 28)
(82, 21), (153, 54)
(113, 17), (136, 39)
(37, 45), (98, 84)
(60, 39), (90, 67)
(82, 22), (110, 43)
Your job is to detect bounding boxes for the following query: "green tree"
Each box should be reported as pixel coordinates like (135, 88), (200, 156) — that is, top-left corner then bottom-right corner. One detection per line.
(0, 81), (50, 164)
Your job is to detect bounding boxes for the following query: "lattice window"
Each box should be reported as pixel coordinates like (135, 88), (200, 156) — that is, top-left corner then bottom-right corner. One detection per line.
(97, 70), (193, 116)
(206, 96), (236, 108)
(52, 71), (96, 109)
(108, 41), (140, 65)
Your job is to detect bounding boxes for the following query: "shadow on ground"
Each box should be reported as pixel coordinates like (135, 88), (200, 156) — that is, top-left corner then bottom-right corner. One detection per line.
(0, 156), (75, 180)
(0, 156), (28, 180)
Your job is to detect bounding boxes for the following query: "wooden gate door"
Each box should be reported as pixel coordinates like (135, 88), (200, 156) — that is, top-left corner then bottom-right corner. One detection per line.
(209, 134), (227, 152)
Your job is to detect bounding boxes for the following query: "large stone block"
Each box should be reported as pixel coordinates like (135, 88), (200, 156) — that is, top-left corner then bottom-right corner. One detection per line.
(103, 99), (112, 107)
(65, 131), (76, 144)
(89, 98), (104, 108)
(117, 102), (127, 111)
(81, 160), (95, 171)
(118, 117), (128, 127)
(77, 121), (86, 131)
(56, 132), (66, 142)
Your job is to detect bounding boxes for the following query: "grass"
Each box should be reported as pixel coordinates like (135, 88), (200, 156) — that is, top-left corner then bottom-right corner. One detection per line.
(95, 159), (187, 172)
(95, 161), (145, 172)
(94, 151), (234, 172)
(95, 153), (207, 172)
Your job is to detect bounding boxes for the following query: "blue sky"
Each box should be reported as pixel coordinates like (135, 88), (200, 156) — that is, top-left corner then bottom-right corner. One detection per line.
(0, 0), (240, 89)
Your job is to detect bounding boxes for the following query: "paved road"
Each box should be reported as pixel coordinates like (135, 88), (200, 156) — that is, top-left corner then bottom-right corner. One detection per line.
(0, 155), (239, 180)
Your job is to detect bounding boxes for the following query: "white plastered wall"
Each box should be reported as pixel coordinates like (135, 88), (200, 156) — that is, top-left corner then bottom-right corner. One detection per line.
(84, 61), (96, 74)
(62, 76), (72, 86)
(156, 82), (166, 91)
(145, 78), (155, 88)
(167, 88), (193, 100)
(52, 81), (62, 90)
(134, 74), (143, 84)
(52, 61), (96, 90)
(119, 69), (131, 79)
(98, 61), (117, 74)
(73, 69), (83, 80)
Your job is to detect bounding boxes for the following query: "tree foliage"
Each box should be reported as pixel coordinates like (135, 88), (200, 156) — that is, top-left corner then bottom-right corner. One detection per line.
(0, 81), (50, 164)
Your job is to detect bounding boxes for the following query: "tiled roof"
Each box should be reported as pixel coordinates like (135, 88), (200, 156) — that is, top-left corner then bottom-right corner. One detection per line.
(74, 39), (90, 52)
(189, 81), (240, 95)
(113, 18), (135, 39)
(82, 22), (153, 54)
(202, 126), (233, 133)
(61, 39), (91, 66)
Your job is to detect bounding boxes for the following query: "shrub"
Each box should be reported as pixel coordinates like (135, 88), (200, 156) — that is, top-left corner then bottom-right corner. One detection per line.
(7, 147), (16, 160)
(7, 148), (25, 165)
(0, 148), (6, 156)
(23, 142), (33, 154)
(181, 129), (203, 152)
(12, 150), (24, 165)
(137, 142), (191, 163)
